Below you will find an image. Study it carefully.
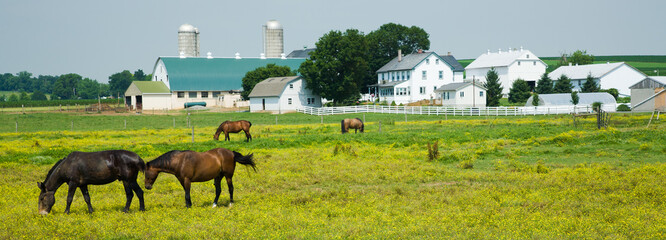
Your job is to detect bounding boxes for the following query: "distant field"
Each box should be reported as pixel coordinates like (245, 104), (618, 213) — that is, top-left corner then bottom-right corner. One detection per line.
(458, 55), (666, 76)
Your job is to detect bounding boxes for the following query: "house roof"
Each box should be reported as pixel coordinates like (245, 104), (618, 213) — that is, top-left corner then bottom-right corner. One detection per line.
(157, 57), (306, 91)
(133, 81), (171, 93)
(248, 76), (301, 97)
(525, 92), (617, 106)
(368, 80), (409, 88)
(286, 48), (316, 58)
(629, 76), (666, 89)
(548, 62), (633, 80)
(435, 81), (487, 92)
(376, 52), (464, 73)
(466, 49), (544, 69)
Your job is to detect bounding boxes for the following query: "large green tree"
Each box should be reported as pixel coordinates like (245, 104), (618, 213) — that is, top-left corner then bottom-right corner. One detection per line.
(535, 72), (553, 94)
(77, 78), (106, 99)
(108, 70), (133, 97)
(299, 29), (371, 104)
(581, 73), (600, 92)
(241, 64), (296, 100)
(483, 68), (503, 107)
(569, 50), (595, 65)
(508, 79), (531, 103)
(553, 74), (573, 93)
(52, 73), (82, 99)
(365, 23), (430, 87)
(31, 90), (48, 101)
(133, 69), (150, 81)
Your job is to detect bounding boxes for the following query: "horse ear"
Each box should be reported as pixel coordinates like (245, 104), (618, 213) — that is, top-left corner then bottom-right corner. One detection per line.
(37, 182), (44, 190)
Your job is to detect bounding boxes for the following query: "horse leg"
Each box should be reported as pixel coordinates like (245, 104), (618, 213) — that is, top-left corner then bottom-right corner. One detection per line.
(212, 176), (223, 208)
(244, 130), (251, 142)
(130, 180), (145, 211)
(226, 176), (234, 205)
(122, 181), (134, 213)
(80, 185), (94, 213)
(64, 182), (77, 214)
(225, 132), (230, 141)
(179, 178), (192, 208)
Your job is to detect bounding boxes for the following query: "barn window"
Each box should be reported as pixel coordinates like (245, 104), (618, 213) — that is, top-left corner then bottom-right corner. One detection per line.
(289, 84), (293, 89)
(426, 59), (430, 65)
(518, 61), (521, 66)
(439, 71), (443, 79)
(533, 61), (536, 66)
(460, 91), (465, 97)
(189, 92), (197, 98)
(436, 59), (439, 65)
(288, 98), (292, 105)
(201, 92), (208, 98)
(177, 92), (184, 98)
(212, 92), (220, 98)
(422, 71), (427, 80)
(420, 86), (426, 94)
(480, 91), (484, 97)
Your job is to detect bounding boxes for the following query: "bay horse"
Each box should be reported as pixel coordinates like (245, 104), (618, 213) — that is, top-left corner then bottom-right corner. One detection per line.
(37, 150), (146, 215)
(144, 148), (256, 208)
(341, 118), (364, 134)
(214, 120), (252, 142)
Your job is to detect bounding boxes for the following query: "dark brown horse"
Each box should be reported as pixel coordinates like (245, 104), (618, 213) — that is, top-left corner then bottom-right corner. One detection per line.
(144, 148), (255, 208)
(341, 118), (364, 134)
(37, 150), (146, 215)
(213, 120), (252, 142)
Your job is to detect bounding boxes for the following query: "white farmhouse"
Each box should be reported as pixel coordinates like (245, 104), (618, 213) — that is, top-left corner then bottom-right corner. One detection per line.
(248, 76), (321, 113)
(369, 51), (464, 105)
(465, 48), (547, 94)
(435, 81), (487, 107)
(548, 62), (646, 96)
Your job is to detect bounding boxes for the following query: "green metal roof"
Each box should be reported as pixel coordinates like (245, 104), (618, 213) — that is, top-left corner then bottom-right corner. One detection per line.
(158, 57), (306, 91)
(133, 81), (171, 93)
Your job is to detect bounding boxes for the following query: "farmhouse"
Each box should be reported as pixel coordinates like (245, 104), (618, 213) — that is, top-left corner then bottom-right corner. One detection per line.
(369, 51), (464, 105)
(133, 55), (305, 110)
(465, 48), (547, 94)
(629, 76), (666, 112)
(548, 62), (646, 97)
(248, 76), (321, 113)
(434, 81), (487, 107)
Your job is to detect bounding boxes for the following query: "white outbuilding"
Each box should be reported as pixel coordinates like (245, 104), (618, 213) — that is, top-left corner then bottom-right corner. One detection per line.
(525, 92), (618, 112)
(465, 48), (547, 94)
(248, 76), (321, 113)
(548, 62), (646, 97)
(629, 76), (666, 112)
(435, 81), (487, 107)
(124, 81), (172, 111)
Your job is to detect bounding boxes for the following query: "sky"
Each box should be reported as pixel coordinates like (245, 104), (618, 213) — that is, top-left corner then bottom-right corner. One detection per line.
(1, 0), (665, 83)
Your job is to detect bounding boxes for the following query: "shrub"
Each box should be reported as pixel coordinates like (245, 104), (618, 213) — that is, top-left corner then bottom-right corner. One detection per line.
(592, 101), (603, 112)
(391, 101), (396, 106)
(616, 104), (630, 111)
(427, 141), (439, 161)
(458, 160), (474, 169)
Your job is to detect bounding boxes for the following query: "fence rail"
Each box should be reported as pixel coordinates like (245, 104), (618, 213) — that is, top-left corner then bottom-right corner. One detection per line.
(297, 105), (618, 116)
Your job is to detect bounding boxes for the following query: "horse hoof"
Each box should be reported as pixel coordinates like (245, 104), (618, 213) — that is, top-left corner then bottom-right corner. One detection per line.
(212, 203), (217, 208)
(228, 202), (233, 207)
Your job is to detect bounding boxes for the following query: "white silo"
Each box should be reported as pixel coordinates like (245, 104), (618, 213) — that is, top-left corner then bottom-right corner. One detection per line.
(178, 24), (200, 57)
(263, 20), (284, 58)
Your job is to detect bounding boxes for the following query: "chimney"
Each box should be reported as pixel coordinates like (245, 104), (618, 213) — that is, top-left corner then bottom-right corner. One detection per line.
(508, 47), (512, 53)
(281, 53), (287, 59)
(207, 52), (213, 59)
(260, 53), (266, 59)
(498, 48), (502, 54)
(575, 63), (578, 66)
(487, 49), (490, 55)
(447, 52), (451, 56)
(179, 51), (185, 59)
(235, 52), (241, 59)
(398, 49), (402, 62)
(520, 46), (524, 51)
(568, 62), (572, 66)
(418, 49), (423, 54)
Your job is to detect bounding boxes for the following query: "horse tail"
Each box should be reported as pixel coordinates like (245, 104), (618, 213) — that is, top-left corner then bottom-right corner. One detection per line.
(341, 119), (346, 133)
(247, 121), (252, 127)
(137, 157), (146, 173)
(233, 151), (257, 172)
(357, 118), (365, 132)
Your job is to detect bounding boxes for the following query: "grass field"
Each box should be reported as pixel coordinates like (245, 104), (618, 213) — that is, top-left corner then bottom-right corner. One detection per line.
(0, 111), (665, 238)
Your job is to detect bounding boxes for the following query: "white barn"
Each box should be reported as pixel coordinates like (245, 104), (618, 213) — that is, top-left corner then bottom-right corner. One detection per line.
(548, 62), (646, 97)
(435, 81), (487, 107)
(465, 48), (547, 94)
(124, 81), (172, 111)
(248, 76), (321, 113)
(369, 51), (464, 105)
(629, 76), (666, 112)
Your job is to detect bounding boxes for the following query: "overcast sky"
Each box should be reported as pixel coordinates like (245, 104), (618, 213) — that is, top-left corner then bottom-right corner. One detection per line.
(1, 0), (665, 83)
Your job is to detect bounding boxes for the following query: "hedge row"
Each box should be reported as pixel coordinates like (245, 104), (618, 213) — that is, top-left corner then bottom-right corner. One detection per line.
(0, 99), (120, 108)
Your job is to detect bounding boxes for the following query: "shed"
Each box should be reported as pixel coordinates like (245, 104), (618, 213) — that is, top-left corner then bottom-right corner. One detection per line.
(525, 92), (617, 108)
(435, 81), (487, 107)
(248, 76), (321, 113)
(124, 81), (172, 111)
(629, 76), (666, 112)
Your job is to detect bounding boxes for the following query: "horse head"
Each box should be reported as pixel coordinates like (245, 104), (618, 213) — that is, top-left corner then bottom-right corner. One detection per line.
(143, 164), (159, 190)
(37, 182), (55, 215)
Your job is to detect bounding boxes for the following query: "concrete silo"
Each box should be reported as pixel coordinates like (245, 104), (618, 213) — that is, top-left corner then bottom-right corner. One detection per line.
(263, 20), (284, 58)
(178, 24), (200, 57)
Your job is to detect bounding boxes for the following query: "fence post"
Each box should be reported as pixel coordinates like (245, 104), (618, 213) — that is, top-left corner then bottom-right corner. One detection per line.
(124, 119), (127, 129)
(22, 104), (25, 114)
(363, 113), (365, 123)
(275, 115), (278, 125)
(379, 121), (381, 133)
(321, 115), (323, 124)
(71, 120), (73, 131)
(173, 118), (176, 128)
(15, 120), (18, 133)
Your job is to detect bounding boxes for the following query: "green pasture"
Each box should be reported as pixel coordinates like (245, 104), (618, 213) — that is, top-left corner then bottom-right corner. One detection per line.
(0, 112), (665, 238)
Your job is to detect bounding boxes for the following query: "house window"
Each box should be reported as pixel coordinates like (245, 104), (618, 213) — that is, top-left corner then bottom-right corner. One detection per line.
(177, 92), (185, 98)
(480, 91), (484, 97)
(518, 61), (521, 66)
(420, 86), (426, 94)
(436, 59), (439, 65)
(533, 61), (536, 65)
(213, 91), (221, 98)
(189, 92), (197, 98)
(307, 98), (311, 104)
(407, 72), (410, 80)
(289, 84), (293, 89)
(527, 54), (530, 58)
(439, 71), (443, 79)
(288, 98), (292, 105)
(460, 91), (464, 98)
(382, 73), (385, 80)
(402, 72), (405, 80)
(426, 59), (430, 65)
(434, 86), (437, 91)
(201, 92), (208, 98)
(422, 71), (427, 80)
(392, 72), (395, 80)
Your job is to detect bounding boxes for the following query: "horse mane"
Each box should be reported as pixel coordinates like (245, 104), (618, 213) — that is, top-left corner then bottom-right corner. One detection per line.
(148, 150), (187, 170)
(44, 157), (66, 183)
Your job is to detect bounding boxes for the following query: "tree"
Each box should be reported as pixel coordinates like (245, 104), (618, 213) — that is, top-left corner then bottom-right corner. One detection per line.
(52, 73), (82, 99)
(31, 90), (48, 101)
(19, 91), (30, 101)
(77, 78), (104, 99)
(535, 72), (553, 94)
(531, 93), (540, 106)
(601, 88), (619, 100)
(133, 69), (150, 81)
(108, 70), (133, 97)
(16, 71), (33, 92)
(571, 91), (580, 105)
(365, 23), (430, 89)
(482, 68), (503, 107)
(0, 94), (5, 102)
(569, 50), (594, 65)
(299, 29), (371, 104)
(581, 73), (599, 92)
(241, 64), (295, 100)
(508, 79), (531, 103)
(553, 74), (573, 93)
(8, 93), (18, 101)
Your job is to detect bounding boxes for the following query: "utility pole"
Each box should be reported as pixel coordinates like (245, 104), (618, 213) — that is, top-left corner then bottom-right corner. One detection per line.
(472, 75), (476, 108)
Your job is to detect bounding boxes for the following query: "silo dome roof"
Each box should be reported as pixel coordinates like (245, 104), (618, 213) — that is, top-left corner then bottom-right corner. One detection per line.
(179, 24), (196, 32)
(266, 20), (282, 29)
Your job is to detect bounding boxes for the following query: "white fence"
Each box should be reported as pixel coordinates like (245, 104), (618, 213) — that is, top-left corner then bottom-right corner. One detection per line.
(297, 104), (618, 116)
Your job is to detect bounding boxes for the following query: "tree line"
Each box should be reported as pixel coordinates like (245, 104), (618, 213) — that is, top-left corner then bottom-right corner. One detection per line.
(0, 70), (151, 101)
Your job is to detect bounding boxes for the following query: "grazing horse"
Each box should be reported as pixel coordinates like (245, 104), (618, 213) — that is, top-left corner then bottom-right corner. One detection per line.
(213, 120), (252, 142)
(37, 150), (146, 215)
(341, 118), (364, 134)
(144, 148), (256, 208)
